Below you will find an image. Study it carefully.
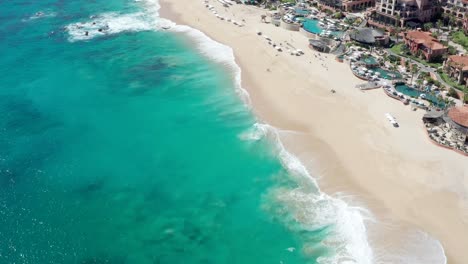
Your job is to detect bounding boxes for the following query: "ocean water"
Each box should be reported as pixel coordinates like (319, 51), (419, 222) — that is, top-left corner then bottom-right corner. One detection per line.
(0, 0), (447, 264)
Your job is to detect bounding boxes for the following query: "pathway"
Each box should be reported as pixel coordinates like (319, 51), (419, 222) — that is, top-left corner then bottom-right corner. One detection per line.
(385, 49), (454, 89)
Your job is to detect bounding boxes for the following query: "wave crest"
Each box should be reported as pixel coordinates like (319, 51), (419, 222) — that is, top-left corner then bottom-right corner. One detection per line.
(64, 0), (448, 263)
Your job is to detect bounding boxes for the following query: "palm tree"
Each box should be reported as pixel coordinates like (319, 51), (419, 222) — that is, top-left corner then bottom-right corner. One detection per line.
(394, 14), (401, 28)
(416, 78), (423, 88)
(436, 19), (443, 34)
(423, 22), (433, 32)
(410, 64), (418, 84)
(449, 15), (457, 29)
(442, 13), (450, 26)
(394, 27), (401, 43)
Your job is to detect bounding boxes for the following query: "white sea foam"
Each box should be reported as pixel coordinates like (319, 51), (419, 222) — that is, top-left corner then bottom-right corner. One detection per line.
(65, 0), (448, 263)
(22, 11), (57, 22)
(169, 24), (251, 105)
(65, 0), (174, 42)
(161, 4), (447, 261)
(249, 123), (375, 264)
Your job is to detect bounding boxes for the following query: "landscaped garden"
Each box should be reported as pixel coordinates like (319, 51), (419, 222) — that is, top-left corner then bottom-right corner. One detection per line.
(390, 43), (443, 68)
(451, 31), (468, 51)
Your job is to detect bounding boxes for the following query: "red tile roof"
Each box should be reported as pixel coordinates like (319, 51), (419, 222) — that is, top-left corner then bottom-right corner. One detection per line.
(405, 31), (447, 50)
(449, 107), (468, 128)
(447, 55), (468, 71)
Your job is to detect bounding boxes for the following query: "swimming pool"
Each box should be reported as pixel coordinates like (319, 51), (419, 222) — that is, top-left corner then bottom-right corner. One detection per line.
(395, 84), (445, 108)
(303, 19), (342, 37)
(373, 67), (402, 80)
(295, 8), (310, 15)
(294, 16), (306, 23)
(362, 56), (378, 65)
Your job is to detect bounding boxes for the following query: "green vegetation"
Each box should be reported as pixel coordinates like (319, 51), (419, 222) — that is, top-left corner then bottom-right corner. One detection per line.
(451, 31), (468, 51)
(390, 43), (404, 54)
(440, 72), (468, 92)
(390, 44), (443, 68)
(423, 22), (433, 32)
(448, 87), (460, 99)
(420, 72), (443, 88)
(388, 54), (399, 63)
(333, 12), (344, 19)
(448, 45), (458, 55)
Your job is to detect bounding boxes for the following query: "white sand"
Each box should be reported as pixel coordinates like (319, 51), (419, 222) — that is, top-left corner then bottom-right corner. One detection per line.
(160, 1), (468, 263)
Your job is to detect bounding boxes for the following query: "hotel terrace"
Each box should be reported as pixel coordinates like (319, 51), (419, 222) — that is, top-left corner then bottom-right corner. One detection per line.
(423, 106), (468, 155)
(370, 0), (438, 28)
(342, 0), (376, 11)
(403, 30), (448, 62)
(316, 0), (376, 11)
(444, 55), (468, 88)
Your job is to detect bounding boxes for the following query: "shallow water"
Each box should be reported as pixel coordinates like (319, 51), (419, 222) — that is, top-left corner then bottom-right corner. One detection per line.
(0, 0), (333, 263)
(0, 0), (449, 263)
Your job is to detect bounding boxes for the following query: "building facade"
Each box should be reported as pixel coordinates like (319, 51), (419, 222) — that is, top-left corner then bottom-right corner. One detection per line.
(403, 30), (448, 61)
(342, 0), (376, 11)
(316, 0), (376, 11)
(370, 0), (439, 28)
(444, 55), (468, 88)
(464, 17), (468, 33)
(441, 0), (467, 24)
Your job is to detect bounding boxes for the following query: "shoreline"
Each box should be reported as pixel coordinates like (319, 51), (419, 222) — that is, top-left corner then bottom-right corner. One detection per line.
(159, 1), (468, 263)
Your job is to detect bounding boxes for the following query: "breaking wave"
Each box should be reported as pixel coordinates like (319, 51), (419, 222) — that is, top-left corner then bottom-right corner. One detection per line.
(63, 0), (448, 263)
(65, 0), (173, 42)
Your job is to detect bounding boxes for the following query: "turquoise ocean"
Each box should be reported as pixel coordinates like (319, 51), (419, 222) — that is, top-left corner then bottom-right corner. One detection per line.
(0, 0), (448, 263)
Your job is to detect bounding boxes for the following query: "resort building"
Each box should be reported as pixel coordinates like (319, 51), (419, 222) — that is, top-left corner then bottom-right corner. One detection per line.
(441, 0), (467, 25)
(444, 55), (468, 88)
(316, 0), (342, 11)
(403, 30), (448, 62)
(464, 17), (468, 33)
(316, 0), (376, 11)
(423, 107), (468, 155)
(309, 39), (332, 52)
(370, 0), (439, 28)
(349, 27), (390, 46)
(342, 0), (376, 11)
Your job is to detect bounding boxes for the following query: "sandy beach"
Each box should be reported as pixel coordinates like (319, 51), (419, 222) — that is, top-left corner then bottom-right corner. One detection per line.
(159, 1), (468, 262)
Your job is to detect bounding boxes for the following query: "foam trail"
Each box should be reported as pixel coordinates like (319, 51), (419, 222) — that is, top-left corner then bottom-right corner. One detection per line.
(249, 123), (375, 264)
(64, 0), (448, 263)
(65, 0), (174, 42)
(149, 0), (447, 261)
(22, 11), (57, 22)
(169, 24), (251, 106)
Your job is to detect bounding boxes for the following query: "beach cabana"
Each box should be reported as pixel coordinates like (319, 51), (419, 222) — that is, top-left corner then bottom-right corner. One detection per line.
(308, 39), (330, 53)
